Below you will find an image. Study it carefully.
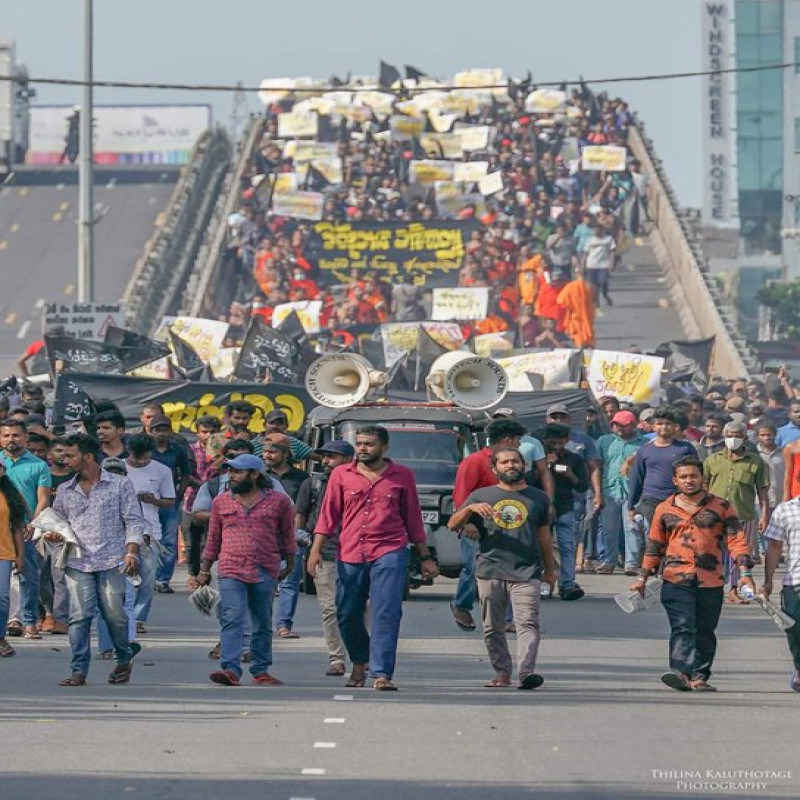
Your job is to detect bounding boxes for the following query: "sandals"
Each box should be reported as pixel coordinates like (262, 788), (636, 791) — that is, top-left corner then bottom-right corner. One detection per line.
(207, 643), (221, 660)
(326, 663), (346, 676)
(59, 673), (87, 687)
(373, 677), (398, 691)
(449, 603), (476, 631)
(0, 641), (16, 658)
(276, 627), (300, 639)
(660, 671), (693, 692)
(6, 620), (23, 638)
(345, 675), (366, 688)
(484, 678), (512, 688)
(107, 663), (133, 684)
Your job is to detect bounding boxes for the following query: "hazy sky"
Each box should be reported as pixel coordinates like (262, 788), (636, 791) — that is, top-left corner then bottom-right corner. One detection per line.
(5, 0), (703, 204)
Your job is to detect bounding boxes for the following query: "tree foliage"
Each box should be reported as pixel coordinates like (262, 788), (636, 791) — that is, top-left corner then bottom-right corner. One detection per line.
(758, 281), (800, 339)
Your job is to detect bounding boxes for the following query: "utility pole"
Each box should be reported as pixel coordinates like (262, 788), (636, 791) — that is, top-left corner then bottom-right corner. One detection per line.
(78, 0), (94, 303)
(230, 80), (248, 144)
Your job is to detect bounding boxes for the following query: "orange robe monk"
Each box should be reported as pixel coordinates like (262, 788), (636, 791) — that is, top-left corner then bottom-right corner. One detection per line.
(556, 278), (596, 348)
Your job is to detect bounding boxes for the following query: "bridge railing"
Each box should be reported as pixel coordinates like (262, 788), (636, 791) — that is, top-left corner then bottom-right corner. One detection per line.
(179, 116), (262, 320)
(627, 122), (756, 378)
(122, 127), (232, 334)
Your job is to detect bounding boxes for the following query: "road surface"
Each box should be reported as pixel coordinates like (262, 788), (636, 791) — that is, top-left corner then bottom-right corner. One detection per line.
(2, 568), (797, 800)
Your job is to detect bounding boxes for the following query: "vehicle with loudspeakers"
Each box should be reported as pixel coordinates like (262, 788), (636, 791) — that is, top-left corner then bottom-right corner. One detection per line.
(303, 352), (509, 593)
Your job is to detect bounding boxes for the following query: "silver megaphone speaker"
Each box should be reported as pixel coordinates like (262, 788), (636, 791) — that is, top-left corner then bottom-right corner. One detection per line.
(426, 351), (508, 410)
(305, 353), (389, 409)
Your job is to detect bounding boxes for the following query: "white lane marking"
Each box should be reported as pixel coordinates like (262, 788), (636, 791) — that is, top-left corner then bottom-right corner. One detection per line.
(34, 298), (46, 309)
(313, 742), (336, 748)
(324, 718), (345, 724)
(16, 320), (31, 339)
(333, 694), (353, 701)
(300, 768), (325, 776)
(289, 797), (316, 800)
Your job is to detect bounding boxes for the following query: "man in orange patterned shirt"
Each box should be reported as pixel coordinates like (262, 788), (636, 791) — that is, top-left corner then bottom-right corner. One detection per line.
(632, 456), (754, 692)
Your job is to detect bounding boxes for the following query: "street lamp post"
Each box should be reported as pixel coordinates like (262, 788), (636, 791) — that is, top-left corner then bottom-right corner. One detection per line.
(78, 0), (94, 303)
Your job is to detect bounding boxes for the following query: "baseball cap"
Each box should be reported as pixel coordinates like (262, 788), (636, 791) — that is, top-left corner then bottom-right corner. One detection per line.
(224, 454), (264, 471)
(103, 457), (128, 474)
(149, 414), (172, 430)
(491, 407), (516, 419)
(639, 408), (656, 422)
(611, 411), (637, 426)
(315, 440), (355, 457)
(546, 403), (570, 417)
(266, 409), (288, 423)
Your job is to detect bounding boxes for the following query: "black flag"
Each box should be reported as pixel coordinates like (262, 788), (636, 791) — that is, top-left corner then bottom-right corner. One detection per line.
(169, 330), (205, 372)
(379, 60), (401, 88)
(234, 318), (302, 384)
(51, 375), (97, 424)
(316, 114), (338, 144)
(45, 335), (125, 375)
(404, 65), (427, 81)
(660, 337), (716, 389)
(303, 162), (331, 191)
(103, 326), (171, 372)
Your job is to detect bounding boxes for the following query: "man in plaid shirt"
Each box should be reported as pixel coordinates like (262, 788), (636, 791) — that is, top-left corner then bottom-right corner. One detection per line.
(197, 454), (295, 687)
(762, 495), (800, 693)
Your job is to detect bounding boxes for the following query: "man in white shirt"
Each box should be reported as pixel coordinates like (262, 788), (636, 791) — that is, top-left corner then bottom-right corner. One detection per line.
(762, 495), (800, 693)
(125, 434), (176, 631)
(582, 224), (616, 306)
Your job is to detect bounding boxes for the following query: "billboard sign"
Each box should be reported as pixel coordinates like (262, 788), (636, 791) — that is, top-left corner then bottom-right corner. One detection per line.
(26, 104), (212, 165)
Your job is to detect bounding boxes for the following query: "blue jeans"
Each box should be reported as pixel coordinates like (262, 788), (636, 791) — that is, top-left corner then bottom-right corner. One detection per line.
(553, 511), (578, 589)
(602, 498), (644, 569)
(276, 546), (307, 630)
(17, 541), (42, 626)
(336, 547), (408, 679)
(453, 537), (478, 611)
(155, 505), (181, 585)
(97, 580), (136, 651)
(65, 567), (132, 676)
(218, 568), (277, 678)
(0, 559), (13, 637)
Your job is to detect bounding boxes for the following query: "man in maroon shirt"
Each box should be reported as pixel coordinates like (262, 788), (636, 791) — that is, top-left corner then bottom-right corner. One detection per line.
(308, 425), (438, 691)
(450, 419), (553, 630)
(197, 454), (295, 687)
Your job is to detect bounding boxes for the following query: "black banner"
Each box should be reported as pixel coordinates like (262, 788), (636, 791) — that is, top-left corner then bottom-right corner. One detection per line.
(169, 331), (205, 371)
(52, 374), (314, 434)
(45, 336), (125, 375)
(103, 326), (171, 372)
(306, 220), (481, 287)
(234, 318), (301, 383)
(51, 378), (97, 424)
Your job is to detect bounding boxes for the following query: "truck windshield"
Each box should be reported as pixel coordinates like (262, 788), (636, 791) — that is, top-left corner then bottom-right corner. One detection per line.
(336, 422), (475, 486)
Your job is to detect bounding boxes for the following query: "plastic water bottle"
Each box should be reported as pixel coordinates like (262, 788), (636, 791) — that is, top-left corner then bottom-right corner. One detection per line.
(614, 578), (663, 613)
(118, 562), (142, 587)
(738, 584), (755, 601)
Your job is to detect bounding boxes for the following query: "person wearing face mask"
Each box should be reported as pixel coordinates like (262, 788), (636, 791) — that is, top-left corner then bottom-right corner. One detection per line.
(703, 421), (771, 605)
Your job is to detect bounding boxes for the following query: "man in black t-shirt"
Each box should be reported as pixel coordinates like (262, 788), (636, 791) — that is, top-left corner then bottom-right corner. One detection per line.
(449, 448), (556, 690)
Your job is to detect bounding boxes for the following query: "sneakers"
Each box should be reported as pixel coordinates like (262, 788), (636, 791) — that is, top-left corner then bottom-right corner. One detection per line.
(559, 585), (585, 601)
(210, 670), (240, 686)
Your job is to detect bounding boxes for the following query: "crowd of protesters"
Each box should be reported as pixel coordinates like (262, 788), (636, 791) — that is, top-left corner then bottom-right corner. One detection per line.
(217, 85), (648, 351)
(2, 366), (800, 692)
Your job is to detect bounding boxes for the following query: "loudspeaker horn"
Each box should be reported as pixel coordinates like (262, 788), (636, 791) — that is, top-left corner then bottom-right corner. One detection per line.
(426, 351), (508, 410)
(305, 354), (389, 409)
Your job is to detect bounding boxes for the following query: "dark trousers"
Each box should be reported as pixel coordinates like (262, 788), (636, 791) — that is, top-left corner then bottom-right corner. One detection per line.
(636, 496), (661, 526)
(661, 579), (724, 680)
(781, 586), (800, 671)
(182, 521), (207, 577)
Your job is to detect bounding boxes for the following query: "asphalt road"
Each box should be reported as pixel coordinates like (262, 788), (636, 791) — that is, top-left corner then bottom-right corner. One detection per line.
(2, 568), (797, 800)
(593, 239), (687, 352)
(0, 166), (179, 374)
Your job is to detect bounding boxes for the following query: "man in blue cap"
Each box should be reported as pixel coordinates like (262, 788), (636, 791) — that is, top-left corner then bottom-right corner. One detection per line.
(197, 453), (295, 687)
(295, 440), (355, 676)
